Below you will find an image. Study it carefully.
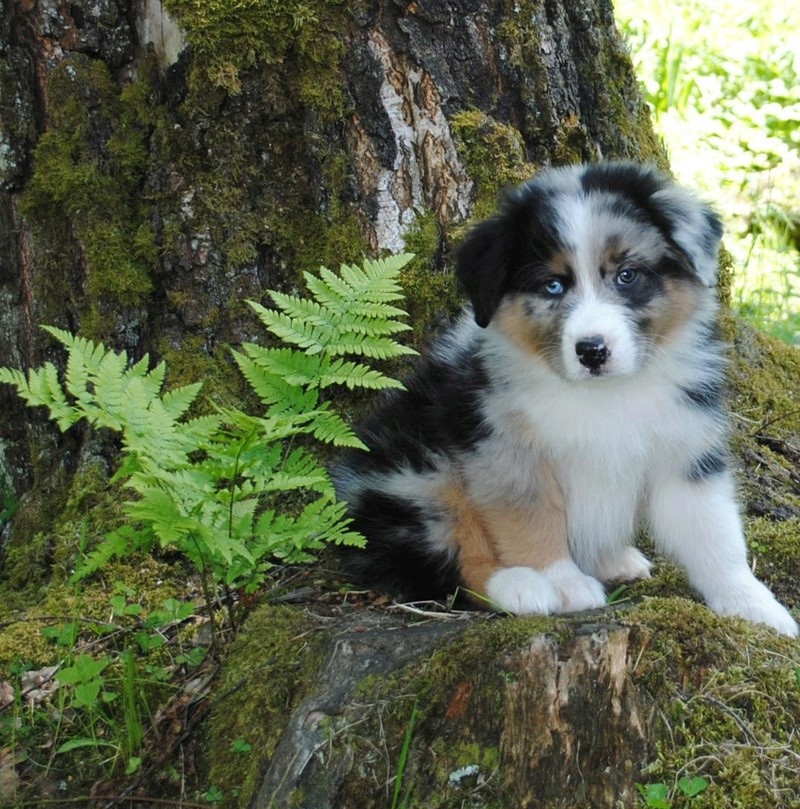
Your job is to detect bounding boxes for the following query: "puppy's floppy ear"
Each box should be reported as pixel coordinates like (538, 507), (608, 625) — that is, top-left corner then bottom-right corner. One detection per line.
(456, 214), (516, 328)
(652, 185), (723, 287)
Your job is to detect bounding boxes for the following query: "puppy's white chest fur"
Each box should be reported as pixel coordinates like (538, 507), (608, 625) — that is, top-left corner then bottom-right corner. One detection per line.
(491, 372), (661, 572)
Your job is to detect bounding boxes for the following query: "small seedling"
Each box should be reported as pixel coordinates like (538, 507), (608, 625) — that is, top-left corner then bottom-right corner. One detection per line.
(607, 584), (630, 605)
(678, 776), (708, 798)
(391, 701), (419, 809)
(230, 737), (252, 754)
(638, 782), (671, 809)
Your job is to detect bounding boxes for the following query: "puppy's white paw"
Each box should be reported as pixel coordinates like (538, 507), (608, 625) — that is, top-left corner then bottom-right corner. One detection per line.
(485, 566), (560, 616)
(706, 573), (798, 637)
(594, 546), (653, 583)
(542, 559), (607, 613)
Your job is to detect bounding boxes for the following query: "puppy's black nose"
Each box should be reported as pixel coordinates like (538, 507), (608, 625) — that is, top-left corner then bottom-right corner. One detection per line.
(575, 336), (609, 372)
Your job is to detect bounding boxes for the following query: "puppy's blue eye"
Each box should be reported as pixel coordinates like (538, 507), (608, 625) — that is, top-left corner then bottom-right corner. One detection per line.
(616, 268), (638, 285)
(544, 278), (565, 296)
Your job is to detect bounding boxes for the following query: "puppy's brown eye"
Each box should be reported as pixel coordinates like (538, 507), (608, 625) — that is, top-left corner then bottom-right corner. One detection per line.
(616, 268), (638, 286)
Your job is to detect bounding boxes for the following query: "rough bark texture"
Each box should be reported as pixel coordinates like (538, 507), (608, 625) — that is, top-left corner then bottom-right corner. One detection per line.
(1, 2), (798, 808)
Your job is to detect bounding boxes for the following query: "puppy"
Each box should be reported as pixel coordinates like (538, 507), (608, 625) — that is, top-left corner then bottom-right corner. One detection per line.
(334, 162), (798, 636)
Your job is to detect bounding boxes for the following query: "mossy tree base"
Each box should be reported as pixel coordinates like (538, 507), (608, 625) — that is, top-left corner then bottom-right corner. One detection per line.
(206, 600), (799, 809)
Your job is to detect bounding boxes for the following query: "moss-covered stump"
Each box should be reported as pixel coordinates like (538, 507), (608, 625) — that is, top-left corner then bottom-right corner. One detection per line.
(203, 598), (799, 809)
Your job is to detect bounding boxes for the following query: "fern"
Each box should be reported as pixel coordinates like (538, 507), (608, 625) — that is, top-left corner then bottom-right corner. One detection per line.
(238, 253), (416, 412)
(0, 253), (415, 603)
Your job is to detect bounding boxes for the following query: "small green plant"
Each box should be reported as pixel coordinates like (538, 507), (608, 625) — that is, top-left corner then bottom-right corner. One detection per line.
(391, 700), (419, 809)
(0, 253), (416, 786)
(0, 254), (415, 621)
(678, 777), (709, 798)
(606, 584), (630, 605)
(638, 775), (709, 807)
(37, 606), (171, 775)
(230, 737), (252, 754)
(639, 782), (671, 809)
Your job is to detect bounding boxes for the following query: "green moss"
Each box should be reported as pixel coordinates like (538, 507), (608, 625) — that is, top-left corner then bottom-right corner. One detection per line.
(203, 605), (327, 808)
(20, 54), (160, 336)
(0, 554), (181, 675)
(164, 0), (357, 117)
(622, 558), (695, 604)
(725, 318), (800, 530)
(158, 336), (252, 412)
(284, 201), (369, 276)
(1, 441), (74, 591)
(716, 246), (736, 309)
(0, 612), (52, 673)
(450, 109), (536, 220)
(729, 323), (800, 436)
(625, 598), (800, 808)
(744, 517), (800, 609)
(495, 0), (666, 166)
(398, 213), (461, 347)
(157, 79), (370, 302)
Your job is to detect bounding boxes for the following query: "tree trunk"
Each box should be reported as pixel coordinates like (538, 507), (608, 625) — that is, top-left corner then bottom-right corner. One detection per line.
(0, 0), (660, 511)
(1, 2), (798, 807)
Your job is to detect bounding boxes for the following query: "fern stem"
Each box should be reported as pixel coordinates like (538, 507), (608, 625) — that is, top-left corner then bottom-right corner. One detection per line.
(189, 534), (219, 655)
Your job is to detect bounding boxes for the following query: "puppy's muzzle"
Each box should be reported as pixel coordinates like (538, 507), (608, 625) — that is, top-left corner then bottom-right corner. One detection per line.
(575, 336), (609, 374)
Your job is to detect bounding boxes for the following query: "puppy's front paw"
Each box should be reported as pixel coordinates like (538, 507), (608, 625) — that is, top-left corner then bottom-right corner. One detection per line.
(706, 574), (798, 637)
(542, 559), (607, 613)
(594, 546), (653, 583)
(484, 566), (560, 616)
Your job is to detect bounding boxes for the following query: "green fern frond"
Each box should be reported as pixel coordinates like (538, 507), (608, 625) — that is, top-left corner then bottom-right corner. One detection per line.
(70, 525), (149, 584)
(162, 383), (203, 420)
(231, 349), (319, 413)
(2, 253), (412, 599)
(248, 252), (417, 366)
(238, 346), (324, 388)
(235, 346), (403, 392)
(318, 358), (404, 390)
(247, 304), (330, 355)
(319, 334), (416, 360)
(263, 291), (331, 328)
(64, 346), (94, 409)
(304, 407), (367, 449)
(0, 363), (81, 430)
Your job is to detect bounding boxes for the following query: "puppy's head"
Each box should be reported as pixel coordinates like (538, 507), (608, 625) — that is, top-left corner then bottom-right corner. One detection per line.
(456, 162), (723, 381)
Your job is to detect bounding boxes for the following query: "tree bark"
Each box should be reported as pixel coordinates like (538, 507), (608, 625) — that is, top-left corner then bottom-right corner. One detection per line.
(0, 0), (660, 505)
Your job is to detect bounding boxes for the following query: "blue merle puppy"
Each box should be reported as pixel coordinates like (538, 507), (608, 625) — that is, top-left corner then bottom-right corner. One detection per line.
(334, 162), (798, 636)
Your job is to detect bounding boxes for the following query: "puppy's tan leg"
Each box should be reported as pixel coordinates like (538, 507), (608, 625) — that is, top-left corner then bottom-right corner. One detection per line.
(438, 483), (499, 598)
(439, 483), (560, 615)
(440, 474), (606, 615)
